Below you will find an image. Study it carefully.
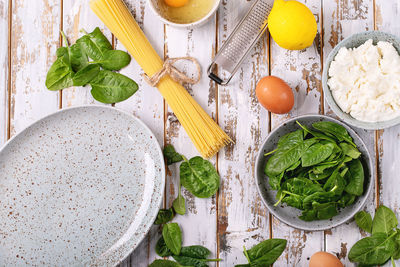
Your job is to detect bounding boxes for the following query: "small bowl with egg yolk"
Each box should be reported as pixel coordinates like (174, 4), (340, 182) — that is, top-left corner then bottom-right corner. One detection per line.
(147, 0), (221, 28)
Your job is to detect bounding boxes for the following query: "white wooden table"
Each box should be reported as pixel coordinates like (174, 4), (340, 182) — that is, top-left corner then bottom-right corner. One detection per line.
(1, 0), (399, 266)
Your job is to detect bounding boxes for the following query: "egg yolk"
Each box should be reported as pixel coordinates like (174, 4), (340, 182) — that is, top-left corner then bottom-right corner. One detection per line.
(164, 0), (189, 8)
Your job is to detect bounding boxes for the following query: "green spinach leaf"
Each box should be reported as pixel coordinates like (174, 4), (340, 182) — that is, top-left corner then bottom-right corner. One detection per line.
(265, 140), (304, 177)
(244, 238), (287, 265)
(95, 50), (131, 70)
(154, 208), (174, 225)
(90, 70), (138, 104)
(340, 142), (361, 159)
(355, 211), (373, 233)
(76, 27), (112, 61)
(348, 232), (397, 265)
(344, 159), (364, 196)
(180, 246), (211, 259)
(164, 145), (184, 165)
(70, 42), (88, 72)
(372, 205), (398, 235)
(180, 156), (220, 198)
(155, 236), (173, 257)
(301, 143), (335, 167)
(173, 194), (186, 216)
(162, 223), (182, 255)
(45, 55), (73, 91)
(312, 121), (355, 146)
(173, 182), (186, 215)
(72, 64), (100, 86)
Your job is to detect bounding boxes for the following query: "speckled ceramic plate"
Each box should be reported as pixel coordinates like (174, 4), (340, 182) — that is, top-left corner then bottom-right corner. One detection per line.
(0, 106), (165, 266)
(255, 115), (374, 231)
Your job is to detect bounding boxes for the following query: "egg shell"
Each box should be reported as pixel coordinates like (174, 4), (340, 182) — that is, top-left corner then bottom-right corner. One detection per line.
(255, 76), (294, 114)
(309, 252), (343, 267)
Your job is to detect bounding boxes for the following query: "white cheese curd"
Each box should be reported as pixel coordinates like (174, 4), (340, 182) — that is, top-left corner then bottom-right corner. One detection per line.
(327, 39), (400, 122)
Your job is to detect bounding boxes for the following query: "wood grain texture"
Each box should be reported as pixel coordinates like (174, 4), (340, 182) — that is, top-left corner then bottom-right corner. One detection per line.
(163, 15), (219, 266)
(10, 0), (61, 136)
(217, 1), (269, 265)
(0, 0), (9, 145)
(270, 0), (324, 265)
(375, 0), (400, 265)
(322, 1), (376, 266)
(62, 0), (111, 107)
(114, 0), (165, 265)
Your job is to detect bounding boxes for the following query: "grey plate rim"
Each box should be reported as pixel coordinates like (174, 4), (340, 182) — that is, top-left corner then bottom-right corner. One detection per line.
(0, 105), (166, 266)
(255, 114), (374, 231)
(322, 30), (400, 130)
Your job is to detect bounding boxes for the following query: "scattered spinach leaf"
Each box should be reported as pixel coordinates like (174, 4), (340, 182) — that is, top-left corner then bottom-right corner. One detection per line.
(372, 205), (398, 235)
(180, 156), (220, 198)
(155, 236), (173, 257)
(355, 211), (373, 233)
(90, 70), (138, 104)
(172, 185), (186, 216)
(72, 64), (100, 86)
(349, 232), (397, 265)
(76, 27), (112, 61)
(162, 223), (182, 255)
(164, 145), (184, 165)
(94, 49), (131, 70)
(154, 208), (174, 225)
(235, 239), (287, 266)
(46, 29), (137, 103)
(45, 55), (74, 91)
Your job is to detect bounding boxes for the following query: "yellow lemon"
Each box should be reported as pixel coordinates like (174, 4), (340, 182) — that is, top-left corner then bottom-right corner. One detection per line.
(268, 0), (317, 50)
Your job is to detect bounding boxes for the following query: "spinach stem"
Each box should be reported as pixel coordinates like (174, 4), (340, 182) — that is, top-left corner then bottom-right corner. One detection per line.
(60, 31), (69, 46)
(243, 246), (251, 263)
(204, 259), (222, 262)
(392, 256), (396, 267)
(182, 155), (189, 163)
(264, 149), (277, 157)
(274, 192), (286, 207)
(80, 28), (89, 35)
(281, 190), (300, 197)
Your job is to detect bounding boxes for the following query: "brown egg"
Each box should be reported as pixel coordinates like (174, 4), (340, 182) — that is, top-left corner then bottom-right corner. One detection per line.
(309, 252), (343, 267)
(255, 76), (294, 114)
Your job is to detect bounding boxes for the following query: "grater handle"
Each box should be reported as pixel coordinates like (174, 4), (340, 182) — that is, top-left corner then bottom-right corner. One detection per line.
(207, 63), (230, 85)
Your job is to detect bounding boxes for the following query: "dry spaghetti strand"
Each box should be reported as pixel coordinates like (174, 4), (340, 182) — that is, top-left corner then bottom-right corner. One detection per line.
(90, 0), (231, 158)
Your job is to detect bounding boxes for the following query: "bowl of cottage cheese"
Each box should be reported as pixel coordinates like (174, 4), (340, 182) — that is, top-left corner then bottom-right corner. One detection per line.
(322, 31), (400, 129)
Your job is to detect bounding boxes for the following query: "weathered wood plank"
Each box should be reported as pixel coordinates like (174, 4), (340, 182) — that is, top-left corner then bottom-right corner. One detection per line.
(322, 0), (376, 265)
(269, 0), (324, 265)
(0, 0), (9, 145)
(113, 0), (165, 265)
(217, 1), (270, 265)
(10, 0), (60, 135)
(375, 0), (400, 265)
(62, 0), (111, 107)
(163, 15), (219, 265)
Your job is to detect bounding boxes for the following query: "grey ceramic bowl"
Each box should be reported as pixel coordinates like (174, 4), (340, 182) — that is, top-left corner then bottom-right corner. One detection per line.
(255, 115), (374, 231)
(322, 31), (400, 130)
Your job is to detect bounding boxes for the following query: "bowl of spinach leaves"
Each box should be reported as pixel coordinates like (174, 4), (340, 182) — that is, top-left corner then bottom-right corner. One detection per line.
(255, 115), (374, 231)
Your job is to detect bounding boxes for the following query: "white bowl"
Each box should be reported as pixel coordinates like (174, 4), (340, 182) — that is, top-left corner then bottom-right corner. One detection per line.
(322, 31), (400, 130)
(147, 0), (221, 28)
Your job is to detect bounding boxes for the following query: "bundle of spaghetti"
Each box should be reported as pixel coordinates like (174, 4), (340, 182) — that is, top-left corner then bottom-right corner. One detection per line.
(90, 0), (230, 158)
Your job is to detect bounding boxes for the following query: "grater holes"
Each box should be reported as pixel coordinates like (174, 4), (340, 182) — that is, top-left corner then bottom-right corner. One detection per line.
(217, 0), (273, 70)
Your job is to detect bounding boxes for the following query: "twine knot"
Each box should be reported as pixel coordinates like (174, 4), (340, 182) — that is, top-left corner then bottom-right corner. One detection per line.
(143, 57), (201, 87)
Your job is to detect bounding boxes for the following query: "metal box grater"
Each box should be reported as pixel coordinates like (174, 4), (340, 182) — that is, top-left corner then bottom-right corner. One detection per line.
(208, 0), (273, 85)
